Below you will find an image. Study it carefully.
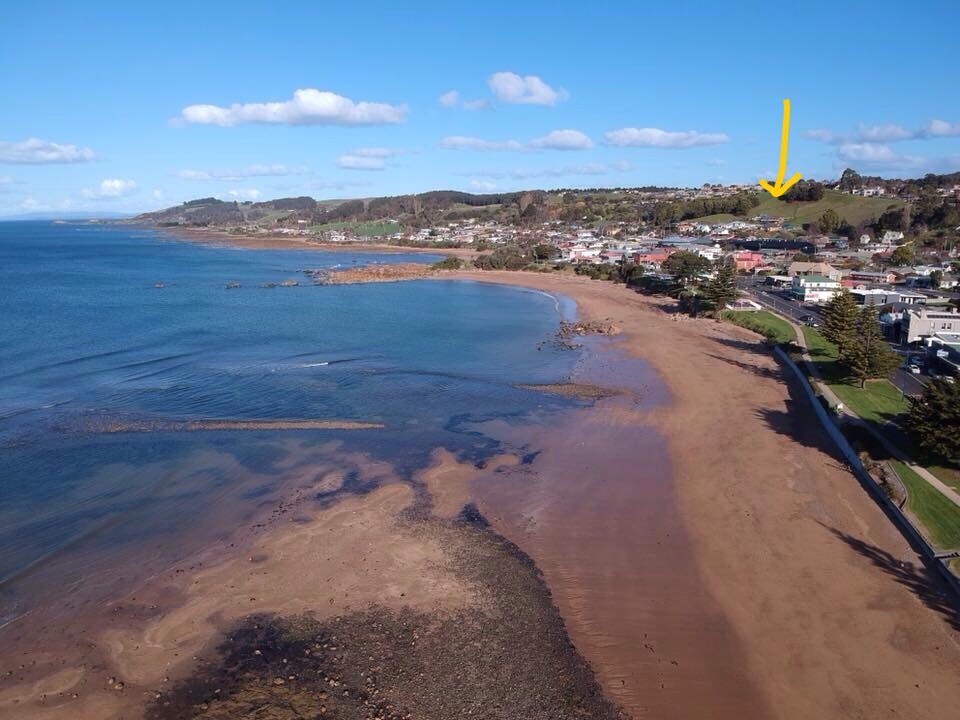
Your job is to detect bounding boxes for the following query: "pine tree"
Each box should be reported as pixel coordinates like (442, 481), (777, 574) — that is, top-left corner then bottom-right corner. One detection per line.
(702, 257), (738, 316)
(842, 306), (902, 388)
(904, 378), (960, 461)
(821, 290), (859, 354)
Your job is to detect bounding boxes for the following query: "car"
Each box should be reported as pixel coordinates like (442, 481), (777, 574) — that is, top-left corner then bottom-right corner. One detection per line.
(908, 365), (922, 375)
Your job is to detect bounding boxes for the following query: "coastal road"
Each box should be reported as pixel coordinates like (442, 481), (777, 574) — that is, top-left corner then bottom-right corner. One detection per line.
(739, 280), (924, 399)
(738, 279), (822, 325)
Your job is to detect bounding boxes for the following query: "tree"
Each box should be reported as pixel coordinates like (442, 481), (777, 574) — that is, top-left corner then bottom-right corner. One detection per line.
(781, 180), (825, 202)
(890, 244), (915, 266)
(930, 269), (943, 289)
(838, 168), (863, 191)
(701, 258), (738, 316)
(904, 378), (960, 462)
(818, 208), (842, 234)
(531, 244), (557, 262)
(661, 250), (711, 287)
(842, 306), (902, 388)
(820, 290), (859, 355)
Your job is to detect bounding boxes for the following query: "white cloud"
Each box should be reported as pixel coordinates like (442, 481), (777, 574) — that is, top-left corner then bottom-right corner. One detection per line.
(803, 128), (837, 142)
(177, 163), (308, 181)
(0, 175), (14, 192)
(0, 138), (96, 164)
(335, 147), (406, 171)
(441, 135), (524, 151)
(438, 89), (488, 110)
(488, 72), (567, 106)
(441, 129), (592, 152)
(807, 118), (960, 144)
(438, 90), (460, 107)
(469, 178), (497, 191)
(707, 158), (725, 167)
(336, 155), (387, 170)
(227, 188), (262, 200)
(527, 129), (593, 150)
(855, 123), (915, 142)
(151, 189), (166, 201)
(604, 127), (729, 148)
(81, 178), (138, 200)
(177, 88), (407, 127)
(835, 142), (927, 171)
(927, 119), (960, 137)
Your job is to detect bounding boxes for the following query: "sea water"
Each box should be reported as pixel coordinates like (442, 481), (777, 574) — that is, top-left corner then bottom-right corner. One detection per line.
(0, 222), (580, 615)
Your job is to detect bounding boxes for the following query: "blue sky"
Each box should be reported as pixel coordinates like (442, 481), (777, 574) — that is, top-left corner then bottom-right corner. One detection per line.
(1, 0), (958, 216)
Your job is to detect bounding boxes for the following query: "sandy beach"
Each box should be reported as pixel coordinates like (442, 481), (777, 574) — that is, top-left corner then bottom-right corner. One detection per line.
(2, 263), (958, 719)
(444, 270), (960, 719)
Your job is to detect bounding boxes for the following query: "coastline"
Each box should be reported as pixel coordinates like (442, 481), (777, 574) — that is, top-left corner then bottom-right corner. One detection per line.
(439, 270), (960, 719)
(158, 225), (484, 260)
(2, 228), (959, 719)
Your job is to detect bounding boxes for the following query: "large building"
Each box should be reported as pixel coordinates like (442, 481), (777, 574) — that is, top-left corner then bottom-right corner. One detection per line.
(787, 261), (842, 281)
(791, 275), (840, 304)
(899, 307), (960, 344)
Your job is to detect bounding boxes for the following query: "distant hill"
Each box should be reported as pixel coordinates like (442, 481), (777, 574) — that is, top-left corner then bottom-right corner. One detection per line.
(692, 189), (908, 227)
(131, 190), (550, 230)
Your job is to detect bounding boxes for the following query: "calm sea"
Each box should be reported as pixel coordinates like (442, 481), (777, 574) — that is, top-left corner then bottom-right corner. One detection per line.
(0, 222), (580, 618)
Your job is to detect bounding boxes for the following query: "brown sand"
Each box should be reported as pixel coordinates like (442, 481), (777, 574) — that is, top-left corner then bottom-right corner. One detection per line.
(446, 270), (960, 719)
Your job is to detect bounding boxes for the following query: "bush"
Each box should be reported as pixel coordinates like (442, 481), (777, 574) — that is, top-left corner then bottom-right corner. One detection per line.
(431, 256), (463, 270)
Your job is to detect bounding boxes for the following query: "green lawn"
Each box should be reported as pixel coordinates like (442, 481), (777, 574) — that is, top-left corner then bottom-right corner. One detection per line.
(693, 189), (907, 228)
(723, 310), (795, 344)
(801, 327), (908, 423)
(890, 461), (960, 549)
(754, 190), (906, 227)
(309, 220), (400, 237)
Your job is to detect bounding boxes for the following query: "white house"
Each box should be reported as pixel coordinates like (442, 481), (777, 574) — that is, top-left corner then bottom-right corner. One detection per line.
(791, 274), (840, 303)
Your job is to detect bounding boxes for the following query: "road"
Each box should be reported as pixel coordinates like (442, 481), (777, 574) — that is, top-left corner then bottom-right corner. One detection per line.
(737, 278), (821, 325)
(738, 278), (926, 398)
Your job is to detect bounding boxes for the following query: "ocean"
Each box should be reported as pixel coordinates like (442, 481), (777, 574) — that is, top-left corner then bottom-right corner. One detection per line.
(0, 222), (581, 620)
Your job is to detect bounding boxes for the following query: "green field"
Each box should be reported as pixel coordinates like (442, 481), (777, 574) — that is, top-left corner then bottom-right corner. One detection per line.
(800, 327), (908, 423)
(890, 461), (960, 549)
(695, 189), (907, 228)
(309, 220), (401, 237)
(722, 310), (795, 344)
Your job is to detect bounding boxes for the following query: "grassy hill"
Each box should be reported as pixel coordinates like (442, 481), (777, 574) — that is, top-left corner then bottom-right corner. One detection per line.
(696, 189), (907, 228)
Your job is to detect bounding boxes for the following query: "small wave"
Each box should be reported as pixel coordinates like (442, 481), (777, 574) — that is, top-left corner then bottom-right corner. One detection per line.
(300, 361), (330, 367)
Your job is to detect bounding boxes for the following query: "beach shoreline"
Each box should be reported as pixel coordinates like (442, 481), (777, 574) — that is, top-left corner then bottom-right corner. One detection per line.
(2, 236), (959, 719)
(155, 225), (484, 260)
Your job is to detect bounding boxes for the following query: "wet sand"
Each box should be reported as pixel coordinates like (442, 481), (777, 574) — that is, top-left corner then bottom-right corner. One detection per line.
(446, 270), (960, 719)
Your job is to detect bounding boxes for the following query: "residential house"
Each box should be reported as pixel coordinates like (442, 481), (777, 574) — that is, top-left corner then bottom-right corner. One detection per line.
(731, 250), (766, 272)
(787, 261), (842, 281)
(845, 269), (897, 285)
(791, 274), (841, 303)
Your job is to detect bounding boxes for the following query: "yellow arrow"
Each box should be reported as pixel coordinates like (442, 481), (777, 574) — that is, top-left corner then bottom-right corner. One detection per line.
(758, 98), (802, 198)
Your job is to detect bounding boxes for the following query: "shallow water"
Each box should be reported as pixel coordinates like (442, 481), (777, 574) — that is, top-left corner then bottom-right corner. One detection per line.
(0, 222), (582, 615)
